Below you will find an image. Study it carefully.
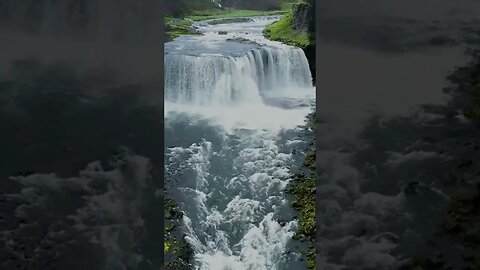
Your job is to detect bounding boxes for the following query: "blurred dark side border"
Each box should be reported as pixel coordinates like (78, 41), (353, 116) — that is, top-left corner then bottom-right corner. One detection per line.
(0, 1), (165, 269)
(315, 0), (480, 269)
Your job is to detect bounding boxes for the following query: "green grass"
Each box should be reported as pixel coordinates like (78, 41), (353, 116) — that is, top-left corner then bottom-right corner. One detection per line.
(164, 17), (201, 40)
(165, 1), (295, 39)
(165, 17), (193, 28)
(263, 12), (312, 48)
(185, 7), (289, 21)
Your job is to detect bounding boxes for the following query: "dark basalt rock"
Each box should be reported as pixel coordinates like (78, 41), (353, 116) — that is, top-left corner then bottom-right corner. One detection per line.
(292, 2), (315, 34)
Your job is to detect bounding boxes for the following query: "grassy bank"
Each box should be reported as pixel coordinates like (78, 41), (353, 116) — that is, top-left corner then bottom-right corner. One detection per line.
(165, 2), (292, 40)
(263, 1), (316, 83)
(286, 112), (316, 269)
(164, 17), (200, 40)
(186, 6), (289, 21)
(164, 8), (288, 40)
(264, 11), (311, 48)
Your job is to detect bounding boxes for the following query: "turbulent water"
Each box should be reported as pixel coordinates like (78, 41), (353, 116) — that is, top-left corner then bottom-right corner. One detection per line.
(164, 17), (315, 269)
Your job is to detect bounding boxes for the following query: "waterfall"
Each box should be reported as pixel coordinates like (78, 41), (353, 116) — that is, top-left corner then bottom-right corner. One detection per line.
(165, 47), (313, 106)
(165, 16), (315, 270)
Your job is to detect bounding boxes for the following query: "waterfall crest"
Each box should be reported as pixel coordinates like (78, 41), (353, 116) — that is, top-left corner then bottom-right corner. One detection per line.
(165, 46), (313, 106)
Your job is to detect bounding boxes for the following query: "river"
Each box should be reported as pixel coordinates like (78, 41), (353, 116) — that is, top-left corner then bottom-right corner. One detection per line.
(164, 16), (315, 270)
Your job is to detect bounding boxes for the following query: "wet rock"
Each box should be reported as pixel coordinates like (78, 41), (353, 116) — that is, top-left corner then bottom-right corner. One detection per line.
(225, 37), (260, 46)
(292, 2), (314, 33)
(208, 18), (253, 25)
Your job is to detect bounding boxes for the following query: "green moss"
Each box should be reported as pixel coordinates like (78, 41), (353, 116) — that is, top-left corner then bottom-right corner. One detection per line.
(164, 242), (170, 253)
(288, 173), (316, 269)
(165, 6), (291, 40)
(285, 111), (316, 269)
(287, 175), (315, 238)
(164, 198), (192, 269)
(263, 12), (312, 48)
(304, 151), (316, 171)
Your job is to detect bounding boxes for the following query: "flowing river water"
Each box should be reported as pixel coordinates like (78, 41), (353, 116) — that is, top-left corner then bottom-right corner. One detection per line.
(164, 16), (315, 270)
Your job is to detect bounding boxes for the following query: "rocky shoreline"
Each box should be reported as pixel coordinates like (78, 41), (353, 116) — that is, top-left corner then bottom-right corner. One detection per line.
(286, 111), (317, 269)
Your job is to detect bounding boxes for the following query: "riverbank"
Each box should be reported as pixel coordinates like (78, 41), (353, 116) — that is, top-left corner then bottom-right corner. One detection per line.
(263, 0), (316, 84)
(164, 5), (317, 269)
(164, 198), (193, 270)
(165, 3), (292, 41)
(263, 2), (317, 268)
(286, 111), (316, 269)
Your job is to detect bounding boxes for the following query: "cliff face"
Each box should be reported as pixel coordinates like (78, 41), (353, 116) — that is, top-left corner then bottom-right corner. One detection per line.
(292, 1), (316, 84)
(292, 1), (315, 33)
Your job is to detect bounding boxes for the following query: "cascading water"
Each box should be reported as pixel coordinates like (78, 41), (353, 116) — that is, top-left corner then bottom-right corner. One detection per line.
(164, 47), (312, 106)
(165, 16), (315, 270)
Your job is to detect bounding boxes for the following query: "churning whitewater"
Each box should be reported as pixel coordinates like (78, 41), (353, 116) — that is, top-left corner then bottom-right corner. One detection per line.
(164, 16), (315, 270)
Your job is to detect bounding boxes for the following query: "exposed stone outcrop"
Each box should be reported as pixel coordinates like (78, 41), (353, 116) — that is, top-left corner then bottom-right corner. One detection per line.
(292, 2), (315, 34)
(293, 1), (316, 84)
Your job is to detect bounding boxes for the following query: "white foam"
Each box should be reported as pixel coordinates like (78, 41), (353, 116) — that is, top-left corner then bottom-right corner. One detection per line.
(165, 17), (314, 270)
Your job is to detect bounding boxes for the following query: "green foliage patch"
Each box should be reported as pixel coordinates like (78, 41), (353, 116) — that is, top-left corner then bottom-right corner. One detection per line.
(263, 12), (312, 48)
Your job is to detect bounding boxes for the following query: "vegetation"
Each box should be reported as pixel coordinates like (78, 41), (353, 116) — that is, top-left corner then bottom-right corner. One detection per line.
(264, 0), (316, 82)
(164, 1), (317, 269)
(185, 7), (288, 21)
(164, 2), (292, 40)
(286, 112), (316, 269)
(164, 17), (200, 40)
(264, 11), (311, 48)
(164, 198), (193, 270)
